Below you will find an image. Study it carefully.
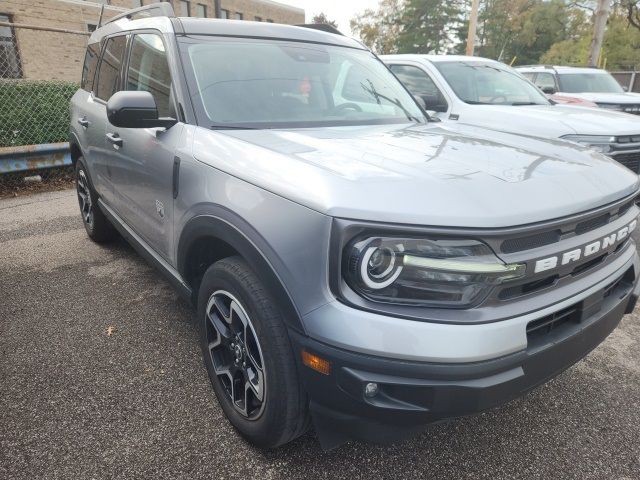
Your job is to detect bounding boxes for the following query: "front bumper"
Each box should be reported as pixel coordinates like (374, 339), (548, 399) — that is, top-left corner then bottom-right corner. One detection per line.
(292, 262), (639, 449)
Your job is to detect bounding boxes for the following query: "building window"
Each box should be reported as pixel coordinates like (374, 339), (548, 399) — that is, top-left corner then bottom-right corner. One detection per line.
(196, 4), (206, 17)
(254, 16), (262, 21)
(234, 12), (243, 20)
(220, 9), (229, 19)
(266, 19), (274, 23)
(180, 0), (190, 16)
(0, 14), (21, 79)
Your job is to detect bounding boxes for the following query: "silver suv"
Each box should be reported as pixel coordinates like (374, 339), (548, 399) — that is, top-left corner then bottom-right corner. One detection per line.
(70, 4), (640, 450)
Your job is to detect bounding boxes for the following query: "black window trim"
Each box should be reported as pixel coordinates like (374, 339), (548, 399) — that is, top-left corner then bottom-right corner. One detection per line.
(93, 32), (130, 105)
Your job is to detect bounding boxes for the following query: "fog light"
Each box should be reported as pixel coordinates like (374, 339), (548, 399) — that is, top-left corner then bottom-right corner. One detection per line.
(364, 382), (379, 398)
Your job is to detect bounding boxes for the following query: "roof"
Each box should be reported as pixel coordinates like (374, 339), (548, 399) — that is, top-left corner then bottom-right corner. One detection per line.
(381, 54), (503, 64)
(90, 16), (364, 50)
(514, 65), (605, 74)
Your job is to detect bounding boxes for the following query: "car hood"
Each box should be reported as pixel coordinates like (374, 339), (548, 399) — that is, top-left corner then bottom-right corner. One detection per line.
(456, 104), (640, 137)
(192, 123), (640, 228)
(558, 91), (640, 104)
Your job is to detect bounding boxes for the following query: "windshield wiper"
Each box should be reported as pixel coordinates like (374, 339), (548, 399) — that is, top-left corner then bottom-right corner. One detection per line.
(510, 102), (543, 106)
(360, 80), (423, 123)
(210, 125), (258, 130)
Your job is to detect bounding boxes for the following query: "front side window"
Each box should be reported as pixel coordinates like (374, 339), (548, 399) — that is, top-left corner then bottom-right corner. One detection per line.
(0, 14), (21, 78)
(434, 61), (550, 106)
(558, 72), (624, 93)
(389, 64), (448, 111)
(126, 33), (173, 117)
(81, 42), (101, 91)
(95, 35), (127, 101)
(534, 72), (556, 91)
(180, 36), (425, 128)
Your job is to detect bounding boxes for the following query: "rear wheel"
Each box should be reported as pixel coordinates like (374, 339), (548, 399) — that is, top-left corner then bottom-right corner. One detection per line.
(198, 256), (309, 448)
(75, 158), (116, 243)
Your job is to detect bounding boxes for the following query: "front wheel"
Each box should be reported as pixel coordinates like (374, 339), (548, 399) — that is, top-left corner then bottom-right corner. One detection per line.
(198, 256), (309, 448)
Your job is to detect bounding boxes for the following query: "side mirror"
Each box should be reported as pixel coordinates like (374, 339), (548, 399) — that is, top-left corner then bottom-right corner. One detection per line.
(107, 91), (177, 129)
(622, 85), (629, 92)
(541, 86), (556, 95)
(421, 94), (448, 113)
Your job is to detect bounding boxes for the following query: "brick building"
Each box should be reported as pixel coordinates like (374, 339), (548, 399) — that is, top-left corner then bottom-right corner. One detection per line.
(0, 0), (305, 82)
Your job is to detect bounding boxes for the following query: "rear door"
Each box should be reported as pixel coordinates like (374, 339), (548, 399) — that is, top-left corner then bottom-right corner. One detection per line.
(106, 32), (181, 260)
(71, 41), (109, 195)
(90, 34), (129, 204)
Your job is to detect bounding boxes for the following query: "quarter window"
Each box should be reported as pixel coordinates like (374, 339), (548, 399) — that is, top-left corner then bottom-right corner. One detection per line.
(95, 35), (127, 101)
(126, 33), (173, 117)
(0, 14), (21, 78)
(81, 42), (101, 91)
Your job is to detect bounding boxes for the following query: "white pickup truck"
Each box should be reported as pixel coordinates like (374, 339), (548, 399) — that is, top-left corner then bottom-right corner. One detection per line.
(382, 55), (640, 174)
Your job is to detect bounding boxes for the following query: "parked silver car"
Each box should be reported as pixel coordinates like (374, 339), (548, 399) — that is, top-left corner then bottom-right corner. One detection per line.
(383, 55), (640, 173)
(70, 5), (640, 449)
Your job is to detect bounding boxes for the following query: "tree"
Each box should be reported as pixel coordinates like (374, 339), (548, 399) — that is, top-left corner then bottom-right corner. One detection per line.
(350, 0), (403, 54)
(312, 12), (338, 28)
(619, 0), (640, 30)
(396, 0), (465, 54)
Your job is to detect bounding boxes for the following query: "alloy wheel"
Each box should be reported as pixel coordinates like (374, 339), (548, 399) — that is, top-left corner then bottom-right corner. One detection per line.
(205, 290), (266, 419)
(76, 169), (94, 228)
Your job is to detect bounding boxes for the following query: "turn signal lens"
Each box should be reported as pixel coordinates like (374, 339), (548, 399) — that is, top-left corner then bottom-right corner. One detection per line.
(302, 350), (331, 375)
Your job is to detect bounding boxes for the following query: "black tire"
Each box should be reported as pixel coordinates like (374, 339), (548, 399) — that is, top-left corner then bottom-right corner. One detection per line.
(75, 158), (116, 243)
(198, 256), (310, 448)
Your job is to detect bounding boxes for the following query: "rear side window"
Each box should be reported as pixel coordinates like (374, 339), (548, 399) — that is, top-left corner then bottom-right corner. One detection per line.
(126, 33), (173, 117)
(81, 42), (100, 91)
(95, 35), (127, 101)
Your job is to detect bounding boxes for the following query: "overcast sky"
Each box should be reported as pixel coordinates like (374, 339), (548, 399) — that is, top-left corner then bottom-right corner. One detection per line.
(276, 0), (380, 37)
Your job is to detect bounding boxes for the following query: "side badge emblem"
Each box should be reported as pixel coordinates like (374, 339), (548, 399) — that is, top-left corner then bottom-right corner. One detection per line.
(155, 200), (165, 218)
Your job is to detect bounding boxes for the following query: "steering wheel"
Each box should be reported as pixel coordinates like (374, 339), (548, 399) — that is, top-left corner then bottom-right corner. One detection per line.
(486, 95), (508, 104)
(331, 102), (363, 114)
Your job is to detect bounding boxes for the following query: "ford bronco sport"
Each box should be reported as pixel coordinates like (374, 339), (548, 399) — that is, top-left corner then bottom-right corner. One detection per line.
(70, 4), (640, 449)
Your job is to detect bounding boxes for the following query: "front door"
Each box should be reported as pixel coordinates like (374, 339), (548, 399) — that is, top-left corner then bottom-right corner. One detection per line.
(106, 32), (180, 261)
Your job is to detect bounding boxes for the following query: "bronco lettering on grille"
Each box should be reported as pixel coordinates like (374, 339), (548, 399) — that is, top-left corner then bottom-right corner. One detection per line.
(534, 219), (637, 274)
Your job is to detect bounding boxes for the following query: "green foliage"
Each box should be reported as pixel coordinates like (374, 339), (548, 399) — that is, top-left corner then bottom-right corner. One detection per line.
(395, 0), (464, 54)
(311, 12), (338, 28)
(0, 80), (78, 148)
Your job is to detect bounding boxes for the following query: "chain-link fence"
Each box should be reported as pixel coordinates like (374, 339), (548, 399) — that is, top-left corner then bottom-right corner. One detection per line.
(0, 18), (88, 198)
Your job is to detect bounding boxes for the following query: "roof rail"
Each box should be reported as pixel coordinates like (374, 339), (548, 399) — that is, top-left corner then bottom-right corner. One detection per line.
(103, 2), (175, 27)
(296, 23), (344, 36)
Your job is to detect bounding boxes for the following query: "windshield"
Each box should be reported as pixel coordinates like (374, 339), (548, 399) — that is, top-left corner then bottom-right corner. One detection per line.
(179, 36), (425, 128)
(433, 61), (550, 106)
(558, 72), (624, 93)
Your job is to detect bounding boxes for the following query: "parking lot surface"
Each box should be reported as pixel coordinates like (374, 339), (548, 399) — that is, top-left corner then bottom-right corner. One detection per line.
(1, 189), (640, 480)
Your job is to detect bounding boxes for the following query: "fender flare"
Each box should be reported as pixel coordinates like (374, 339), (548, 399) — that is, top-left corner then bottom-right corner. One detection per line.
(177, 209), (307, 334)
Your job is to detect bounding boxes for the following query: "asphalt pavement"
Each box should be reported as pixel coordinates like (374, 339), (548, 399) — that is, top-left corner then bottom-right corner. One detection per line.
(1, 189), (639, 479)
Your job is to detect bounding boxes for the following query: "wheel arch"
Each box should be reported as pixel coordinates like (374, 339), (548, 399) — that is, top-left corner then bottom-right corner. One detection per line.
(177, 212), (306, 334)
(69, 132), (83, 167)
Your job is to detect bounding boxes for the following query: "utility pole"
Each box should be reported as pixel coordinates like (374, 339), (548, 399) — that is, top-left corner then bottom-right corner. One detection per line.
(588, 0), (611, 67)
(466, 0), (480, 56)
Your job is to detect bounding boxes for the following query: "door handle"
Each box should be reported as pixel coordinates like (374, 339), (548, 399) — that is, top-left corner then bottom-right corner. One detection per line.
(106, 132), (123, 148)
(77, 117), (90, 128)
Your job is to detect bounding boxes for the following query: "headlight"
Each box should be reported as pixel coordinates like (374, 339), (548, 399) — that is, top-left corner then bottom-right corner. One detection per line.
(561, 134), (615, 154)
(344, 236), (525, 308)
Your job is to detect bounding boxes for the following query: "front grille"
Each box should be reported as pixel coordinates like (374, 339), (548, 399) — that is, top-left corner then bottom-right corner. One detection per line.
(501, 229), (560, 254)
(612, 151), (640, 173)
(575, 213), (610, 235)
